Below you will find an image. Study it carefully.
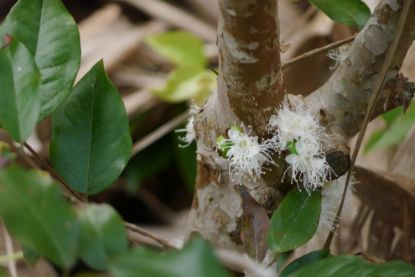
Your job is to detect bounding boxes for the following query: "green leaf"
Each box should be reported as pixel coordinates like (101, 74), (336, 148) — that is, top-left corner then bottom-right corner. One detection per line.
(77, 204), (128, 270)
(368, 101), (415, 151)
(0, 37), (41, 142)
(0, 166), (80, 268)
(268, 189), (321, 253)
(110, 238), (229, 277)
(382, 106), (403, 125)
(365, 106), (405, 153)
(0, 268), (6, 277)
(309, 0), (371, 29)
(22, 244), (40, 266)
(146, 31), (207, 67)
(151, 67), (216, 103)
(289, 255), (415, 277)
(51, 61), (132, 194)
(0, 0), (81, 119)
(364, 129), (385, 153)
(281, 249), (330, 277)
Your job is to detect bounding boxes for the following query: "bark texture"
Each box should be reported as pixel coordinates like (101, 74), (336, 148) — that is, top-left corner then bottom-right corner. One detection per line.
(306, 0), (415, 139)
(189, 0), (415, 253)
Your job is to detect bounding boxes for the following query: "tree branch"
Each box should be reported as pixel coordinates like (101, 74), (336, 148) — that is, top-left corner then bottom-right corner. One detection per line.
(217, 0), (283, 135)
(306, 0), (415, 139)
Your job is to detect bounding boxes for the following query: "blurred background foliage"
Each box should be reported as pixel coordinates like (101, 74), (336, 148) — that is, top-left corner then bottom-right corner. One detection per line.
(0, 0), (415, 276)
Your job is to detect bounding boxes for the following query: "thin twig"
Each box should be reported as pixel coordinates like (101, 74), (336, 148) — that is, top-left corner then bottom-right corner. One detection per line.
(132, 112), (189, 156)
(9, 138), (273, 275)
(22, 143), (83, 203)
(124, 222), (276, 276)
(124, 222), (177, 249)
(324, 0), (412, 249)
(137, 186), (176, 224)
(281, 35), (356, 69)
(1, 222), (17, 277)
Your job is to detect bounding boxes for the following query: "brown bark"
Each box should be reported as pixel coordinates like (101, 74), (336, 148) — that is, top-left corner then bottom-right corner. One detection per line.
(189, 0), (415, 254)
(217, 0), (284, 135)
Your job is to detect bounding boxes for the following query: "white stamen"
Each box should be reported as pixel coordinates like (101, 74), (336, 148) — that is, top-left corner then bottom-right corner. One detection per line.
(269, 98), (332, 191)
(219, 125), (276, 181)
(176, 105), (199, 147)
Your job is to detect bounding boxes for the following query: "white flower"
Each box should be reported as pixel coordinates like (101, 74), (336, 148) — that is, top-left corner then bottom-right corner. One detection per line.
(284, 141), (332, 191)
(317, 174), (356, 236)
(269, 98), (332, 190)
(327, 44), (350, 70)
(218, 125), (276, 180)
(176, 105), (199, 147)
(176, 116), (196, 147)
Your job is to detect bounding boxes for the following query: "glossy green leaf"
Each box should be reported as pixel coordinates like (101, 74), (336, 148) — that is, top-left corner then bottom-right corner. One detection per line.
(0, 166), (80, 268)
(146, 31), (207, 67)
(51, 61), (132, 194)
(290, 255), (415, 277)
(110, 238), (229, 277)
(268, 189), (321, 253)
(77, 204), (128, 270)
(281, 249), (330, 277)
(309, 0), (371, 29)
(151, 67), (216, 103)
(0, 0), (81, 119)
(0, 37), (41, 142)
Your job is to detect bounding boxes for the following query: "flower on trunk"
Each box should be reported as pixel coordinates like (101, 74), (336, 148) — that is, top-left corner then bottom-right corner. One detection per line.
(217, 125), (276, 180)
(176, 105), (199, 147)
(269, 98), (332, 191)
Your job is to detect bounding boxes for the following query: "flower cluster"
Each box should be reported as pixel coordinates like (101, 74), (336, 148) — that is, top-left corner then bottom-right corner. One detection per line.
(269, 99), (332, 191)
(217, 125), (276, 181)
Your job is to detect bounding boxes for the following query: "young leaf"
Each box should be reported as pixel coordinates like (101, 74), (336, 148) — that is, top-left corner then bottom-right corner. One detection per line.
(0, 166), (80, 268)
(280, 249), (330, 277)
(0, 0), (81, 119)
(289, 255), (415, 277)
(77, 204), (129, 270)
(146, 31), (207, 67)
(151, 67), (216, 103)
(51, 61), (132, 194)
(110, 238), (229, 277)
(268, 189), (321, 254)
(309, 0), (371, 29)
(0, 37), (41, 142)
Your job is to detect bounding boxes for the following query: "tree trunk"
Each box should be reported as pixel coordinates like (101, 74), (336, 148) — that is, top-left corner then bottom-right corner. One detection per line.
(188, 0), (415, 254)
